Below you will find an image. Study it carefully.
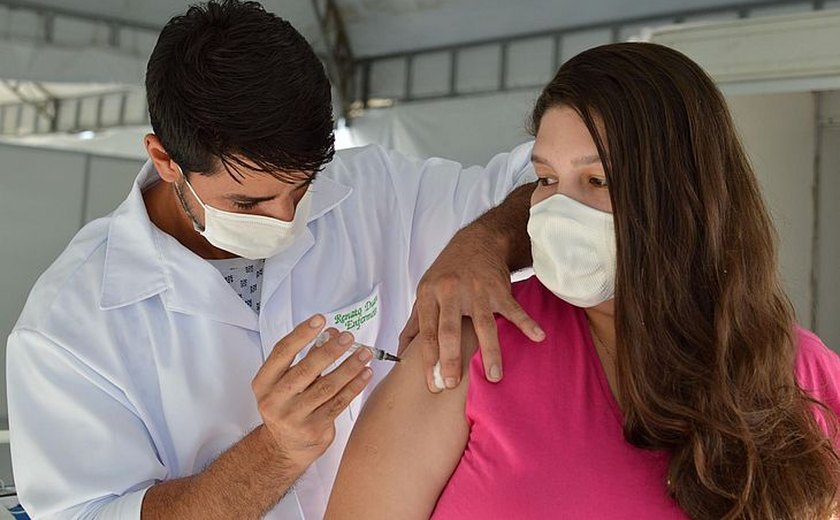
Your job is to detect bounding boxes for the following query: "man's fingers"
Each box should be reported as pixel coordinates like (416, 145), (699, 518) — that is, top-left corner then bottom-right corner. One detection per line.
(397, 304), (420, 356)
(497, 297), (545, 343)
(417, 297), (443, 393)
(437, 299), (463, 389)
(252, 315), (326, 396)
(312, 367), (373, 422)
(299, 346), (372, 412)
(279, 331), (355, 397)
(471, 304), (503, 383)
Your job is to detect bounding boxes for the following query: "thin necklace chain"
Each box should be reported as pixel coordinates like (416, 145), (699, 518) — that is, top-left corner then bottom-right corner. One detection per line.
(586, 316), (616, 365)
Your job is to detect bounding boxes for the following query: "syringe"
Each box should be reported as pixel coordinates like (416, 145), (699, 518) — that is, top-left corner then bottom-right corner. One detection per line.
(315, 331), (401, 363)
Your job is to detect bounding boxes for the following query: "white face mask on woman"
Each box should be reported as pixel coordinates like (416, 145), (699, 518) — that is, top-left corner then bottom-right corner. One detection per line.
(178, 166), (312, 260)
(527, 193), (616, 308)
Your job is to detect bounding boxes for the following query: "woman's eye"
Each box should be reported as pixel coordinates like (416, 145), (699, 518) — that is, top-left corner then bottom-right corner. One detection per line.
(589, 177), (608, 188)
(537, 177), (558, 187)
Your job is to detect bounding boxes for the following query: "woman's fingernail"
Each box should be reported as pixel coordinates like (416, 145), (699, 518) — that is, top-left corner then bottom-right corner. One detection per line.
(533, 326), (545, 339)
(339, 332), (353, 345)
(445, 377), (458, 389)
(358, 348), (372, 362)
(309, 315), (325, 328)
(489, 365), (502, 381)
(362, 368), (373, 381)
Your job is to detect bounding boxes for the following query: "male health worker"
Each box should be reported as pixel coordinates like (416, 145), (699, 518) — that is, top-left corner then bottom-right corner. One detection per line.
(6, 1), (544, 518)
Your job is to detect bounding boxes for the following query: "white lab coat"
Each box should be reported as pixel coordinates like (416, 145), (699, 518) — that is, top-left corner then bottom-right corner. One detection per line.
(6, 143), (535, 519)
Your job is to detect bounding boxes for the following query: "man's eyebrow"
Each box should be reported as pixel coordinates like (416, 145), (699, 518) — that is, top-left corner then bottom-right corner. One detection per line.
(226, 194), (278, 203)
(226, 177), (313, 203)
(531, 153), (551, 166)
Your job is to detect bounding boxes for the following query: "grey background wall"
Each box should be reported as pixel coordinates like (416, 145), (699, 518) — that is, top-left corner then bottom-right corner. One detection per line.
(816, 92), (840, 353)
(728, 93), (818, 329)
(0, 145), (141, 484)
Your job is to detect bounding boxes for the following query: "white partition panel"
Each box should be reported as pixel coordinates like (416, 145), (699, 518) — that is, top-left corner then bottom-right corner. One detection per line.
(0, 144), (88, 420)
(815, 92), (840, 350)
(649, 10), (840, 92)
(349, 89), (539, 166)
(727, 93), (816, 328)
(85, 156), (144, 223)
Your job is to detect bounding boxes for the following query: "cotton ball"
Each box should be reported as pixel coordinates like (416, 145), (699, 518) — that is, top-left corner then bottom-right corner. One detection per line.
(314, 331), (330, 347)
(433, 361), (446, 391)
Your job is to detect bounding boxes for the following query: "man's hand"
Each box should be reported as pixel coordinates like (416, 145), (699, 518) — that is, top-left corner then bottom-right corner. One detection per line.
(143, 316), (372, 519)
(399, 183), (545, 393)
(252, 315), (373, 471)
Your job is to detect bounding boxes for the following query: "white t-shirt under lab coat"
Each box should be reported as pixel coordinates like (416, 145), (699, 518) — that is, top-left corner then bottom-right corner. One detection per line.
(6, 143), (535, 519)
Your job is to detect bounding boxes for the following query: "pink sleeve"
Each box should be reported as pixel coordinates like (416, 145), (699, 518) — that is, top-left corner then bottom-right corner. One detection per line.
(794, 327), (840, 436)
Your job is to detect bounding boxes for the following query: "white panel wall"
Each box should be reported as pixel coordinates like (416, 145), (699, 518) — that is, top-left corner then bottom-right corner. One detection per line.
(410, 52), (451, 98)
(726, 93), (816, 329)
(0, 144), (142, 485)
(0, 144), (88, 485)
(649, 9), (840, 89)
(369, 58), (407, 100)
(507, 37), (555, 89)
(560, 28), (613, 64)
(85, 156), (144, 222)
(456, 45), (502, 94)
(350, 89), (539, 166)
(0, 145), (87, 417)
(815, 92), (840, 350)
(0, 146), (143, 419)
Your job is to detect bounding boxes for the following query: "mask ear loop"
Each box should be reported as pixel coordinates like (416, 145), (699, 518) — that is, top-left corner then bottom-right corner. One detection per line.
(173, 164), (209, 233)
(175, 164), (209, 211)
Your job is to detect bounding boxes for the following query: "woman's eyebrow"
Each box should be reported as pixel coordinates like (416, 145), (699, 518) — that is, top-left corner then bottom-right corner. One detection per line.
(531, 153), (602, 167)
(571, 154), (602, 167)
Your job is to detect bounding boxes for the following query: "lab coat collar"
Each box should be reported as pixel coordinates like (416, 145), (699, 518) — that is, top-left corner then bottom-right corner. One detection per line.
(100, 161), (169, 311)
(99, 160), (353, 328)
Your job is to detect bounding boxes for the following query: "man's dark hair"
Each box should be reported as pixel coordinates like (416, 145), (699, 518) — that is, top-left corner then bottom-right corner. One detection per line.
(146, 0), (335, 182)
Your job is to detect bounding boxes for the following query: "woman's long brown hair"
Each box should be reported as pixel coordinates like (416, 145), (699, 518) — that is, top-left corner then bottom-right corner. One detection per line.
(531, 42), (840, 519)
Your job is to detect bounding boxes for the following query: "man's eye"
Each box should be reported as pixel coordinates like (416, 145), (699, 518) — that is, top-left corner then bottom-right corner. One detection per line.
(537, 177), (558, 187)
(589, 177), (608, 188)
(233, 201), (259, 210)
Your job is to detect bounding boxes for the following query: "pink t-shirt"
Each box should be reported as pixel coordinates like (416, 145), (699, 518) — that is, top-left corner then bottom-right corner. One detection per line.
(431, 276), (840, 519)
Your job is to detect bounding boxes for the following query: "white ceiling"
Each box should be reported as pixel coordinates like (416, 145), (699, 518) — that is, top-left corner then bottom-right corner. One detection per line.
(9, 0), (787, 57)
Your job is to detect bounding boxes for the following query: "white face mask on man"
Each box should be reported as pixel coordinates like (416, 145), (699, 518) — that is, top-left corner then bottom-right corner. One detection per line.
(177, 166), (312, 260)
(527, 193), (616, 308)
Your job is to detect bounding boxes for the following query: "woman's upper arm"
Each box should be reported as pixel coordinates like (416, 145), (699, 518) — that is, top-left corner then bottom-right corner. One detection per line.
(325, 323), (476, 520)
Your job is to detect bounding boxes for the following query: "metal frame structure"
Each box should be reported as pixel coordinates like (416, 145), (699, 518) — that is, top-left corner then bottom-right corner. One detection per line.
(0, 0), (354, 134)
(0, 0), (160, 44)
(0, 0), (157, 135)
(0, 86), (148, 135)
(311, 0), (356, 121)
(354, 0), (830, 107)
(0, 0), (832, 134)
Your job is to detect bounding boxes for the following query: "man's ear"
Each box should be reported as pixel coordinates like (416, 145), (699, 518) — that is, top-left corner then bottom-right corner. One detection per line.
(144, 134), (180, 184)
